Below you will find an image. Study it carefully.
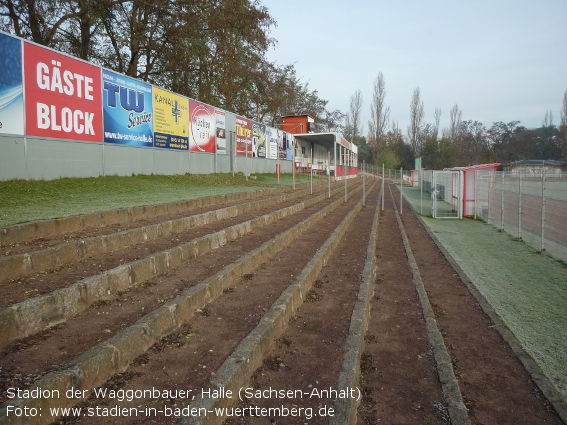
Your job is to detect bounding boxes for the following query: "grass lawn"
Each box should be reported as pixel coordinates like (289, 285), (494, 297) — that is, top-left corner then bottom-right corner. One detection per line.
(0, 173), (296, 226)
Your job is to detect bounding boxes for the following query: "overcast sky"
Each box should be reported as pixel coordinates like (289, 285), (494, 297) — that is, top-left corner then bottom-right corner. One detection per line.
(261, 0), (567, 136)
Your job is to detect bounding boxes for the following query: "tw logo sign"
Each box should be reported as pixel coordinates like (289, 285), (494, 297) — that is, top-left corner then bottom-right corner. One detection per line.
(104, 82), (144, 112)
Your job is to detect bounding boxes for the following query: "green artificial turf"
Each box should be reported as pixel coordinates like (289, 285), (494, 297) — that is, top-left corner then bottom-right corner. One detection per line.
(403, 186), (567, 401)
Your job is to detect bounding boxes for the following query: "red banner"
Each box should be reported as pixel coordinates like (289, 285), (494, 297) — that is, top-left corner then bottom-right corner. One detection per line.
(189, 99), (215, 153)
(24, 43), (102, 142)
(335, 166), (358, 177)
(236, 115), (252, 157)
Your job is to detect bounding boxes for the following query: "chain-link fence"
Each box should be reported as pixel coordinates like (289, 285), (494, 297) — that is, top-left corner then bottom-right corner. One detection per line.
(414, 171), (462, 218)
(390, 169), (412, 185)
(476, 170), (567, 262)
(410, 168), (567, 262)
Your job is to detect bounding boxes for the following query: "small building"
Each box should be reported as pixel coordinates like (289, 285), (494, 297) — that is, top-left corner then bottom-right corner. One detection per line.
(451, 163), (501, 217)
(507, 160), (566, 176)
(281, 115), (315, 134)
(281, 116), (358, 179)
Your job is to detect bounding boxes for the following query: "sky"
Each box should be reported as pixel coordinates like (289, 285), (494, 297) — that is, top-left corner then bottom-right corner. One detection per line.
(261, 0), (567, 136)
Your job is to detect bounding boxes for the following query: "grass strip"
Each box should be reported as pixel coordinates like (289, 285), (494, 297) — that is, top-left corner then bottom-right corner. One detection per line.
(0, 173), (296, 226)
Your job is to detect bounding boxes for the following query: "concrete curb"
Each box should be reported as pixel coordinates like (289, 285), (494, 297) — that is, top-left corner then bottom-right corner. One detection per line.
(390, 184), (471, 425)
(330, 187), (381, 425)
(0, 184), (349, 347)
(0, 183), (363, 425)
(0, 185), (323, 283)
(179, 182), (376, 425)
(412, 210), (567, 424)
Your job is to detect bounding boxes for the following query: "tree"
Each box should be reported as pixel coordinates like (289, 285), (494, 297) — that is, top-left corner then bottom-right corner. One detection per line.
(0, 0), (66, 46)
(542, 110), (554, 127)
(488, 121), (521, 164)
(449, 104), (462, 145)
(420, 123), (439, 169)
(348, 89), (363, 141)
(0, 0), (339, 138)
(460, 120), (488, 165)
(407, 87), (424, 155)
(433, 107), (441, 140)
(368, 72), (389, 160)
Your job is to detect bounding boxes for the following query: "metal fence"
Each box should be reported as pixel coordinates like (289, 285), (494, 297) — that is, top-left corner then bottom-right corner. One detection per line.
(415, 170), (462, 219)
(476, 170), (567, 262)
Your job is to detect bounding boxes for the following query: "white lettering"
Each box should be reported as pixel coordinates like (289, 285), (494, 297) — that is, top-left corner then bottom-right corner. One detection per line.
(50, 105), (61, 131)
(36, 63), (49, 90)
(50, 64), (63, 93)
(37, 103), (50, 129)
(74, 73), (85, 98)
(63, 70), (74, 96)
(35, 103), (95, 135)
(84, 112), (94, 135)
(34, 61), (94, 100)
(61, 107), (73, 132)
(74, 110), (84, 134)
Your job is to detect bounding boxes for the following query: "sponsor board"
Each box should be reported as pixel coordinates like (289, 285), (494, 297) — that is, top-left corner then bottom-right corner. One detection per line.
(24, 42), (103, 142)
(102, 70), (153, 146)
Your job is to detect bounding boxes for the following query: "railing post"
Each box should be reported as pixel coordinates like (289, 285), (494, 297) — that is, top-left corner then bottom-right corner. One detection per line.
(541, 167), (546, 252)
(363, 160), (366, 207)
(344, 160), (347, 203)
(328, 151), (331, 199)
(381, 164), (385, 211)
(292, 159), (295, 191)
(518, 171), (522, 239)
(420, 169), (423, 215)
(432, 171), (436, 218)
(474, 170), (478, 220)
(487, 170), (492, 224)
(501, 172), (505, 231)
(400, 167), (403, 215)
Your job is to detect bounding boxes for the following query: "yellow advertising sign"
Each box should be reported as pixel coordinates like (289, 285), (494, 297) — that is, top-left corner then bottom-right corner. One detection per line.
(152, 87), (189, 150)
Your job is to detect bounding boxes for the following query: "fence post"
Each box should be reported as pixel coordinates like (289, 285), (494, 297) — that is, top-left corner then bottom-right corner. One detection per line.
(432, 171), (436, 218)
(363, 160), (366, 207)
(381, 164), (385, 211)
(474, 170), (478, 220)
(231, 131), (236, 177)
(328, 151), (331, 199)
(344, 157), (347, 203)
(292, 159), (296, 191)
(501, 172), (505, 231)
(487, 170), (492, 224)
(400, 167), (403, 215)
(458, 170), (463, 219)
(518, 171), (522, 239)
(310, 163), (313, 195)
(420, 169), (423, 215)
(541, 167), (546, 252)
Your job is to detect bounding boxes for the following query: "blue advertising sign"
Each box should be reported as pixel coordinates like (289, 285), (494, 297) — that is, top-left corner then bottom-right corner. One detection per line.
(102, 70), (153, 146)
(0, 33), (24, 135)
